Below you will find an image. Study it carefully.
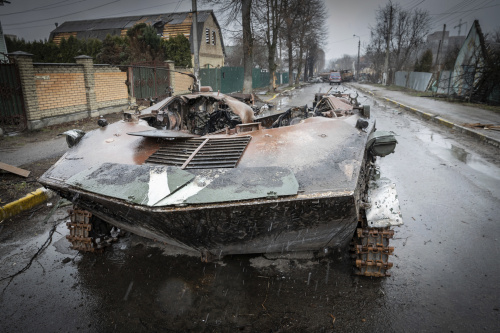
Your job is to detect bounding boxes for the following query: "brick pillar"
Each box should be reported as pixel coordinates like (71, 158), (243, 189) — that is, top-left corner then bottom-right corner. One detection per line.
(75, 55), (98, 117)
(9, 51), (39, 129)
(165, 60), (175, 96)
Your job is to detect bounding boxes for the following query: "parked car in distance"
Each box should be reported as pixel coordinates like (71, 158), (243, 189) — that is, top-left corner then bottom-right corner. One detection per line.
(329, 71), (342, 85)
(308, 77), (323, 83)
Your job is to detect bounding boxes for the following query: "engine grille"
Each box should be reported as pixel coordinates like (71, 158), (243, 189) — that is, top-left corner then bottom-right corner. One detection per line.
(146, 136), (251, 169)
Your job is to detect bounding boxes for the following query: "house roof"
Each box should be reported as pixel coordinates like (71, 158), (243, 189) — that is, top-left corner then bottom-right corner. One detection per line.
(51, 11), (211, 34)
(50, 10), (225, 56)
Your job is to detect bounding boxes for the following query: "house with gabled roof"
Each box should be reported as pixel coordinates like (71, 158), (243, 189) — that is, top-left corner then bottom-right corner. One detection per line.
(49, 10), (225, 68)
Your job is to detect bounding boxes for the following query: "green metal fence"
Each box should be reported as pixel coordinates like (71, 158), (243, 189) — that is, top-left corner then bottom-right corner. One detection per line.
(200, 66), (289, 94)
(128, 65), (171, 101)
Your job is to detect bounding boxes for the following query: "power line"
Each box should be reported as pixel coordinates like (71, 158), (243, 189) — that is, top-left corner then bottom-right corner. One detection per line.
(3, 23), (55, 31)
(0, 0), (87, 17)
(408, 0), (426, 11)
(99, 0), (185, 18)
(401, 0), (421, 9)
(3, 0), (122, 27)
(173, 0), (184, 13)
(4, 0), (188, 33)
(428, 0), (495, 31)
(431, 2), (500, 15)
(330, 35), (368, 44)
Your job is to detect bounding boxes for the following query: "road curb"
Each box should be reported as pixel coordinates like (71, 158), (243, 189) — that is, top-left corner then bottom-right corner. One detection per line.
(0, 188), (55, 221)
(354, 86), (500, 149)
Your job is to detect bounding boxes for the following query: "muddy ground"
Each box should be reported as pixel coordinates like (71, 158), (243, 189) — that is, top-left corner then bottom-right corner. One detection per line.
(0, 200), (389, 332)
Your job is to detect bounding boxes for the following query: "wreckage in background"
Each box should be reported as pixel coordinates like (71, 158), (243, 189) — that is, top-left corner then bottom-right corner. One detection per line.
(39, 91), (402, 277)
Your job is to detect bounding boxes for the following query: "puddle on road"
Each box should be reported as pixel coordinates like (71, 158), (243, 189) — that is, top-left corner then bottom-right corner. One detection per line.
(416, 129), (500, 180)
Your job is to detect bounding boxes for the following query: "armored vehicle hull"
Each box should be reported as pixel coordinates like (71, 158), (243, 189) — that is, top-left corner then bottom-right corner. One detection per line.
(39, 92), (402, 275)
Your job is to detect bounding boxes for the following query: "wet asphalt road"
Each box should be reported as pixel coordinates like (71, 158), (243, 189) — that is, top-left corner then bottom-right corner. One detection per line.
(1, 83), (499, 332)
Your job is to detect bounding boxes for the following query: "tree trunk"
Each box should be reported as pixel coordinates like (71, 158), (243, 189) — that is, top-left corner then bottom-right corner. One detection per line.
(295, 40), (304, 86)
(287, 36), (294, 87)
(265, 0), (281, 92)
(268, 44), (277, 92)
(242, 0), (253, 93)
(304, 49), (309, 81)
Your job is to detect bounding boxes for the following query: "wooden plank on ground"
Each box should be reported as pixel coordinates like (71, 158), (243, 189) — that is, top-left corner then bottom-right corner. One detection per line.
(0, 162), (31, 178)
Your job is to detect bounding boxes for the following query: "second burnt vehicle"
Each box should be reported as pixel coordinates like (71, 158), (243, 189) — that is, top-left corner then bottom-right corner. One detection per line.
(39, 89), (402, 277)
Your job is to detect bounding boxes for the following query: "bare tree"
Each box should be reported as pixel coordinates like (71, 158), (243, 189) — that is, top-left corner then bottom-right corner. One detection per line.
(392, 6), (430, 71)
(225, 35), (268, 68)
(293, 0), (326, 86)
(241, 0), (253, 93)
(304, 40), (319, 79)
(254, 0), (284, 92)
(281, 0), (301, 87)
(366, 2), (430, 83)
(335, 54), (355, 72)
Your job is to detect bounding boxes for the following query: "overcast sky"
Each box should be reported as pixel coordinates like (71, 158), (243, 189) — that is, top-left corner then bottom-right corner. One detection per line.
(1, 0), (499, 63)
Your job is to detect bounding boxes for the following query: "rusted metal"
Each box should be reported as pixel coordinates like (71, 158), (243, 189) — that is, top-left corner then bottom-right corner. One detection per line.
(39, 92), (401, 273)
(127, 129), (200, 139)
(66, 209), (120, 252)
(235, 122), (261, 133)
(314, 96), (354, 118)
(66, 209), (103, 253)
(181, 138), (209, 169)
(352, 227), (395, 277)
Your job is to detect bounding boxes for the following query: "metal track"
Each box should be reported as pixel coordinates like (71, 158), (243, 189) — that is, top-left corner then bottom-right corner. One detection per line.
(66, 209), (105, 253)
(351, 227), (395, 277)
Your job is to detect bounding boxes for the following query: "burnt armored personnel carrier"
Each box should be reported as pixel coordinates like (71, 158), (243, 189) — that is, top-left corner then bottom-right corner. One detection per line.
(39, 91), (402, 277)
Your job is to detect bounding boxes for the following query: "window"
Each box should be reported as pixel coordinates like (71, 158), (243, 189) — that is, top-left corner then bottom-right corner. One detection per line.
(212, 31), (216, 45)
(205, 28), (210, 44)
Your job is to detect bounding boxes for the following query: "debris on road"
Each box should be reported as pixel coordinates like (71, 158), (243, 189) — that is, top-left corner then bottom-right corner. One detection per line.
(462, 123), (500, 131)
(0, 161), (30, 178)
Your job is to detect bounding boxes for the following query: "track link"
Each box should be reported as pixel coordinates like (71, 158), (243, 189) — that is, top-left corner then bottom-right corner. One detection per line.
(351, 227), (395, 277)
(66, 209), (106, 253)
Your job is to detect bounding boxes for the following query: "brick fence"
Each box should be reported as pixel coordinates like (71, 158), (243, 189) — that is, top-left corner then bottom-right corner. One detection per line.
(8, 52), (196, 130)
(10, 52), (130, 130)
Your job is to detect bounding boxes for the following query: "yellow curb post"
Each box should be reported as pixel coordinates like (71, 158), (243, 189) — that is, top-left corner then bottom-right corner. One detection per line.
(0, 188), (54, 221)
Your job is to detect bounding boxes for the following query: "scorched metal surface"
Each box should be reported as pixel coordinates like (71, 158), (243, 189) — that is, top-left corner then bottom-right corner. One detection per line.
(39, 93), (389, 261)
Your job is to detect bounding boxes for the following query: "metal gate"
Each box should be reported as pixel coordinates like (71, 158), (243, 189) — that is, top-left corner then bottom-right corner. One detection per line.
(126, 63), (171, 103)
(200, 66), (290, 94)
(0, 58), (26, 133)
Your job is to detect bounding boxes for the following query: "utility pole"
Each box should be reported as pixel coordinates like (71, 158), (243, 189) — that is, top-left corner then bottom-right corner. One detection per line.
(383, 4), (393, 86)
(434, 24), (446, 70)
(353, 34), (360, 81)
(192, 0), (200, 92)
(454, 19), (467, 36)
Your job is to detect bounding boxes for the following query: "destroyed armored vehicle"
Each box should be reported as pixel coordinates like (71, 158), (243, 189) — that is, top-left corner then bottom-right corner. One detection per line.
(39, 91), (402, 277)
